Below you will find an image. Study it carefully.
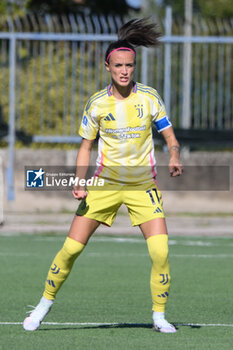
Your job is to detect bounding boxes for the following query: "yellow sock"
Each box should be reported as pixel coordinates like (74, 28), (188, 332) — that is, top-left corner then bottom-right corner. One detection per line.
(43, 237), (85, 300)
(146, 234), (170, 313)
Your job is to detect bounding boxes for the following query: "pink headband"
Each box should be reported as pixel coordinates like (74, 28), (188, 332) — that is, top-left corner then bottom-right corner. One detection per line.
(106, 47), (136, 63)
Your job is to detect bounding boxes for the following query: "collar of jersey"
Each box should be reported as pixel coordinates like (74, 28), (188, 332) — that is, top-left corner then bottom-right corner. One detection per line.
(107, 81), (137, 96)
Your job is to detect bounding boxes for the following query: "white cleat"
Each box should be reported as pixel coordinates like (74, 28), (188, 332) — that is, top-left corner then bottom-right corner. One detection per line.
(23, 297), (53, 331)
(153, 318), (177, 333)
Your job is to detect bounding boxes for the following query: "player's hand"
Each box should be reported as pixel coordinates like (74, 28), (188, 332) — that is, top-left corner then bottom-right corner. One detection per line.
(169, 158), (183, 177)
(72, 187), (87, 200)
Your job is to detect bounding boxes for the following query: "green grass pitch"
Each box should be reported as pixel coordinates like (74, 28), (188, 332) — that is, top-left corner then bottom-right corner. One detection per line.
(0, 234), (232, 350)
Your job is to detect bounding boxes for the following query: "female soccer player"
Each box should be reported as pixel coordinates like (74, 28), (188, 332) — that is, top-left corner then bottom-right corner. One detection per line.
(23, 18), (183, 333)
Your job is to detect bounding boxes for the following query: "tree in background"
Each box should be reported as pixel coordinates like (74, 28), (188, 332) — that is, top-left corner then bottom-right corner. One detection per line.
(84, 0), (130, 14)
(23, 0), (132, 15)
(1, 0), (233, 18)
(0, 0), (27, 17)
(198, 0), (233, 18)
(0, 0), (126, 16)
(157, 0), (233, 18)
(26, 0), (86, 15)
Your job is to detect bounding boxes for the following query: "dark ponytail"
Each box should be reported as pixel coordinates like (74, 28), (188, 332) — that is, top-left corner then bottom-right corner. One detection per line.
(105, 18), (161, 63)
(118, 18), (161, 47)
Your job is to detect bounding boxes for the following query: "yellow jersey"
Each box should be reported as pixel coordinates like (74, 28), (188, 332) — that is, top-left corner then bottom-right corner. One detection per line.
(79, 82), (172, 184)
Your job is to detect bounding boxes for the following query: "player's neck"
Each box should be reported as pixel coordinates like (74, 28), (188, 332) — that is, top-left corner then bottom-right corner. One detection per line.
(111, 81), (133, 100)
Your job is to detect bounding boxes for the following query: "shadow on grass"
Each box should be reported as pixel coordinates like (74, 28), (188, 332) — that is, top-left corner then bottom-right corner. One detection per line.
(39, 322), (188, 332)
(40, 323), (153, 331)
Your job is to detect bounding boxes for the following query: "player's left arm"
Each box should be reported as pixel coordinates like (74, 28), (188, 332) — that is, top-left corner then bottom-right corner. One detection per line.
(161, 126), (183, 177)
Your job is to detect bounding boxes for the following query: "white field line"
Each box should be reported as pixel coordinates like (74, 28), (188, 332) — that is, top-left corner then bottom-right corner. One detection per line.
(0, 252), (37, 257)
(171, 254), (233, 258)
(33, 236), (233, 247)
(1, 237), (233, 258)
(0, 321), (233, 328)
(0, 251), (233, 259)
(0, 252), (41, 257)
(87, 252), (233, 258)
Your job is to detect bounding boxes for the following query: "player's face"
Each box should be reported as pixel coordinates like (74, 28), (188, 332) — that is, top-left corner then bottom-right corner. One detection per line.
(105, 51), (135, 88)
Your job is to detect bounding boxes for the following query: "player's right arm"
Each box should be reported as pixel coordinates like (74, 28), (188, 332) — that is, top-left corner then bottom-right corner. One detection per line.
(73, 95), (99, 199)
(72, 138), (95, 200)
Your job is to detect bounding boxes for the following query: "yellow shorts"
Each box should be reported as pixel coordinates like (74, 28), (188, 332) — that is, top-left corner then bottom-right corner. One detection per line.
(76, 182), (165, 226)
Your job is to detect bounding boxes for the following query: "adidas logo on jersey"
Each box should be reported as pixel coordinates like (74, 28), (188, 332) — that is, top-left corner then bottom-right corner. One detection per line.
(104, 113), (115, 121)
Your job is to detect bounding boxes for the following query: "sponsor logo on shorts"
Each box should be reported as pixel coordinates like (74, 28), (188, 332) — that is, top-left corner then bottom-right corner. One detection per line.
(154, 207), (162, 214)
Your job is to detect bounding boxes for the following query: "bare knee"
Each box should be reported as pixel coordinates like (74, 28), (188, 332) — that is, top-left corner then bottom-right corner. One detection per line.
(68, 215), (100, 244)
